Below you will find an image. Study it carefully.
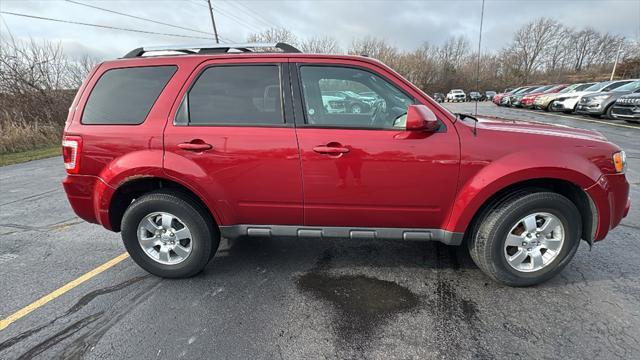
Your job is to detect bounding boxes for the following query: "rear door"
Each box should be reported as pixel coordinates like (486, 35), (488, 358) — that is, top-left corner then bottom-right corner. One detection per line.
(163, 57), (303, 226)
(291, 60), (460, 229)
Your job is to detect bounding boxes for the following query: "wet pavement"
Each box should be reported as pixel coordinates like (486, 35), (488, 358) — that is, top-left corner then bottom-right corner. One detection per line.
(0, 102), (639, 359)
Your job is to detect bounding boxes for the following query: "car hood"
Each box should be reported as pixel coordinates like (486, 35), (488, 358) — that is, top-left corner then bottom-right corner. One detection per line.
(474, 116), (607, 142)
(582, 90), (631, 100)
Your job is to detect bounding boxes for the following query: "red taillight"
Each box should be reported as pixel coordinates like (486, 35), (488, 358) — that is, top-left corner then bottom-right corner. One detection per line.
(62, 136), (82, 174)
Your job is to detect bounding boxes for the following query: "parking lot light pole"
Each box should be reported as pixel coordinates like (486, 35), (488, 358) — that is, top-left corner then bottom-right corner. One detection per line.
(609, 41), (623, 81)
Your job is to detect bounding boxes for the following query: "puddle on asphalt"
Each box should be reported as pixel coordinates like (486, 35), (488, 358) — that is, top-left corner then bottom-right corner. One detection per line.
(297, 272), (419, 345)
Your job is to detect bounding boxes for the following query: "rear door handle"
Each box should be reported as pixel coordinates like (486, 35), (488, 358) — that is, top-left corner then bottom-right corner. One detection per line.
(178, 141), (213, 151)
(313, 145), (350, 154)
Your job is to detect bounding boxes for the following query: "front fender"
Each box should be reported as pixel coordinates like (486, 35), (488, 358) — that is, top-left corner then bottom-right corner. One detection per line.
(445, 150), (603, 234)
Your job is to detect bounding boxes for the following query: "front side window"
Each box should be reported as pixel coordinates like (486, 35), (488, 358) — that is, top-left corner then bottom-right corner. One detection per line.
(299, 66), (413, 129)
(82, 66), (176, 125)
(184, 65), (283, 126)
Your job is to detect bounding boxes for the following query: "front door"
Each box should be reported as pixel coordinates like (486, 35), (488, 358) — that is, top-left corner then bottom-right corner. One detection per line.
(163, 59), (302, 226)
(293, 62), (460, 229)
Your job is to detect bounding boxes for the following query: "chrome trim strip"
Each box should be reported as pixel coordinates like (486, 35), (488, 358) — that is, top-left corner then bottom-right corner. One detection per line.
(219, 225), (464, 245)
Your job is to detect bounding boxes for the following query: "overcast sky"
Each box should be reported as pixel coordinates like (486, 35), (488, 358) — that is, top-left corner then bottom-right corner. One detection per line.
(1, 0), (638, 59)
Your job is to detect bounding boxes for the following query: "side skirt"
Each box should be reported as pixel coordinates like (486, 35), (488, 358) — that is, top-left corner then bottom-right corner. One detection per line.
(219, 225), (464, 246)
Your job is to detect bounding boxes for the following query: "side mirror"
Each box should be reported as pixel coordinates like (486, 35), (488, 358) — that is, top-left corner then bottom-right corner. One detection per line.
(406, 104), (439, 132)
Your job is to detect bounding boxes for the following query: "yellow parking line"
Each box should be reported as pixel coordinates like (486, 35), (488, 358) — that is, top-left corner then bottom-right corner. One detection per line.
(0, 252), (129, 331)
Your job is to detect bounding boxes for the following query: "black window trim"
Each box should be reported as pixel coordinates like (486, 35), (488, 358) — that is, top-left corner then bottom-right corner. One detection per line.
(173, 63), (293, 128)
(80, 64), (178, 126)
(291, 63), (451, 132)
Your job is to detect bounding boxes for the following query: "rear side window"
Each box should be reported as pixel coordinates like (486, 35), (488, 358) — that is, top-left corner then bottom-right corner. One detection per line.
(82, 66), (176, 125)
(183, 65), (283, 126)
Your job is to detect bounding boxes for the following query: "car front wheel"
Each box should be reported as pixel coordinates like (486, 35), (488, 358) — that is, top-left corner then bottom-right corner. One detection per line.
(468, 192), (581, 286)
(121, 190), (219, 278)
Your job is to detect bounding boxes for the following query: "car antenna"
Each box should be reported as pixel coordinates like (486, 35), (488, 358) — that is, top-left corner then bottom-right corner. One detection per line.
(474, 0), (485, 116)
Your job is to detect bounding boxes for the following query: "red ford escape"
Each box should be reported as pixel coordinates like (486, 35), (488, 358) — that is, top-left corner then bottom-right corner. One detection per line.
(62, 43), (630, 286)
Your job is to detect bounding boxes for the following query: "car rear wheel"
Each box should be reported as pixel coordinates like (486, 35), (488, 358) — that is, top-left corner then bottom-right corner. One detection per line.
(468, 192), (581, 287)
(350, 104), (363, 114)
(121, 190), (219, 278)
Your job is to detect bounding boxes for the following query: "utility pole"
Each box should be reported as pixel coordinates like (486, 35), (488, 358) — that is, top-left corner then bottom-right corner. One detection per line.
(206, 0), (219, 44)
(609, 41), (623, 81)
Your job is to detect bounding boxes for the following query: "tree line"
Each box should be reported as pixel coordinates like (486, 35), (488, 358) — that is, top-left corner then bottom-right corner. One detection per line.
(248, 17), (639, 93)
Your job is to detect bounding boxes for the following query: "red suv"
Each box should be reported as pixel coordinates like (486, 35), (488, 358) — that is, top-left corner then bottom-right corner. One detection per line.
(62, 43), (630, 286)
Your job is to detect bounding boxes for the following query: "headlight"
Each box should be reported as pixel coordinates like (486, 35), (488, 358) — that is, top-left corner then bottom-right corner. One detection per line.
(613, 151), (627, 173)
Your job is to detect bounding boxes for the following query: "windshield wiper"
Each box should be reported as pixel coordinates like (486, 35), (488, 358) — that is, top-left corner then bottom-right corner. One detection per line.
(455, 112), (479, 135)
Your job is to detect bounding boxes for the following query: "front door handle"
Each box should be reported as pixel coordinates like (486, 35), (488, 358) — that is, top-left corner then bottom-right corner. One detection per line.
(178, 141), (213, 151)
(313, 145), (350, 154)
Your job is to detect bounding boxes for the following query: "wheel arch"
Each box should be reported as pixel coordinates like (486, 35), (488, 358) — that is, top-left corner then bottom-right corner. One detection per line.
(458, 178), (597, 246)
(108, 177), (221, 233)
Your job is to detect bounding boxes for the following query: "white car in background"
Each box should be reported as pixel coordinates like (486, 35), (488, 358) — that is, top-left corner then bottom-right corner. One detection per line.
(446, 89), (466, 102)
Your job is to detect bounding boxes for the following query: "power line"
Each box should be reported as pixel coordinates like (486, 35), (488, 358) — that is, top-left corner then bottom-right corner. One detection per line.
(0, 11), (214, 40)
(208, 2), (263, 33)
(65, 0), (213, 36)
(224, 1), (276, 29)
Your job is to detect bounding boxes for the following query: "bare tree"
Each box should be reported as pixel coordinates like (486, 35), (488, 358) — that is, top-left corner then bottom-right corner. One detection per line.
(300, 36), (340, 53)
(505, 18), (562, 82)
(246, 27), (298, 46)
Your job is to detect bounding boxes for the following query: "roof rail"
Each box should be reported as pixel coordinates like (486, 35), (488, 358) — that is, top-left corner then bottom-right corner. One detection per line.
(122, 42), (301, 58)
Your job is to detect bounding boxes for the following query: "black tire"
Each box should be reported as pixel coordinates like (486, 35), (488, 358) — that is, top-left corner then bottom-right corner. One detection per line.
(468, 192), (581, 287)
(121, 190), (219, 278)
(350, 104), (363, 114)
(604, 104), (613, 119)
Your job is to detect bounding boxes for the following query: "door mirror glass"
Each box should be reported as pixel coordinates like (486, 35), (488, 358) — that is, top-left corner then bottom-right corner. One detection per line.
(405, 104), (439, 132)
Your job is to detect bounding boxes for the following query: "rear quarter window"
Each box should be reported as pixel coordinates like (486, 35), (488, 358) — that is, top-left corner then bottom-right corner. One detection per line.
(81, 66), (176, 125)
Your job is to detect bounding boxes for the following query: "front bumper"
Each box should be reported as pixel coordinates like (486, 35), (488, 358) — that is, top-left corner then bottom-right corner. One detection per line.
(585, 173), (630, 241)
(575, 102), (605, 115)
(611, 105), (640, 120)
(550, 98), (579, 112)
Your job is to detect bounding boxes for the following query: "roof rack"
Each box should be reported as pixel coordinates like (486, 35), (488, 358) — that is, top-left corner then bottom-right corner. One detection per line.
(122, 42), (301, 58)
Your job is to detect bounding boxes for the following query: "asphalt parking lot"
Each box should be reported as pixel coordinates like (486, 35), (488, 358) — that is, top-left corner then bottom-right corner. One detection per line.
(1, 102), (639, 360)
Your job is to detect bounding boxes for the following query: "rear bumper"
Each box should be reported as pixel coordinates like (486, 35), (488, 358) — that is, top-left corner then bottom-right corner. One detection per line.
(585, 173), (630, 241)
(63, 174), (115, 229)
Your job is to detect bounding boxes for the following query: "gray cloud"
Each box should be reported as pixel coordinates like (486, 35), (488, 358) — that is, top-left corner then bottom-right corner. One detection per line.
(0, 0), (638, 59)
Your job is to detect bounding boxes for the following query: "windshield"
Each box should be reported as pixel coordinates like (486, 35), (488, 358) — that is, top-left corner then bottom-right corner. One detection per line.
(611, 80), (640, 92)
(558, 84), (578, 93)
(532, 85), (554, 93)
(574, 83), (595, 91)
(584, 82), (610, 92)
(602, 80), (633, 92)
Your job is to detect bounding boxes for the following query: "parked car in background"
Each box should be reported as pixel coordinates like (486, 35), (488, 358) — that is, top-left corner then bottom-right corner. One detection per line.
(550, 80), (635, 113)
(576, 80), (640, 118)
(494, 87), (524, 105)
(511, 85), (552, 107)
(447, 89), (466, 102)
(534, 83), (596, 111)
(485, 91), (497, 101)
(433, 92), (445, 102)
(521, 84), (568, 109)
(611, 91), (640, 124)
(468, 91), (482, 101)
(501, 86), (534, 106)
(322, 90), (377, 113)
